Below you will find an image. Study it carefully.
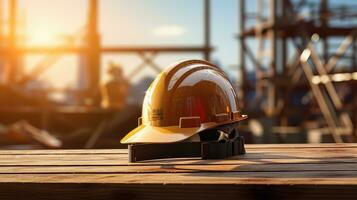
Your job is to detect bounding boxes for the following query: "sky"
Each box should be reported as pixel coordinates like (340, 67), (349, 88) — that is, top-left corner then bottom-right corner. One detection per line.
(14, 0), (240, 88)
(3, 0), (357, 88)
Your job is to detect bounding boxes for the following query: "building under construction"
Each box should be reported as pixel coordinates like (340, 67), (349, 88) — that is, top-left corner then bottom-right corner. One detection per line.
(238, 0), (356, 143)
(0, 0), (356, 148)
(0, 0), (212, 148)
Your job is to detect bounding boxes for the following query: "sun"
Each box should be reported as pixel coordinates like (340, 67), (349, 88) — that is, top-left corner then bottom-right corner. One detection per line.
(27, 28), (58, 46)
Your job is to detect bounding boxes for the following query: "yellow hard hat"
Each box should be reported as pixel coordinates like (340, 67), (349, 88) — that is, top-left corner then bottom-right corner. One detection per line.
(121, 59), (247, 144)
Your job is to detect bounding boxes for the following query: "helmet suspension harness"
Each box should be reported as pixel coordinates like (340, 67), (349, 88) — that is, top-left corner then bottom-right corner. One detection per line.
(129, 125), (246, 162)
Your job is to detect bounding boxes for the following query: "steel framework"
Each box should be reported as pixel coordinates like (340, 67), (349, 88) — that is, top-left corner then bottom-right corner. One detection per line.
(0, 0), (213, 136)
(239, 0), (357, 142)
(0, 0), (212, 102)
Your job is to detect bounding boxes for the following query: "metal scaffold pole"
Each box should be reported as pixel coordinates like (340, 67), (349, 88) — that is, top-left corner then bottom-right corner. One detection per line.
(86, 0), (100, 100)
(204, 0), (211, 61)
(239, 0), (247, 108)
(7, 0), (17, 84)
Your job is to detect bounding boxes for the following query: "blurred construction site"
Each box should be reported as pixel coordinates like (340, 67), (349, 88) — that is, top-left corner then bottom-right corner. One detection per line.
(0, 0), (356, 149)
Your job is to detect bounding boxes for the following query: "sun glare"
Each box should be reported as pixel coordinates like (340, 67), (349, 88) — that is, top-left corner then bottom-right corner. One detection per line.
(28, 28), (58, 46)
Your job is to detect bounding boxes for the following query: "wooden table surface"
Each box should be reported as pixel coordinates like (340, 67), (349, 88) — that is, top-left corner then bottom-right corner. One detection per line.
(1, 143), (357, 200)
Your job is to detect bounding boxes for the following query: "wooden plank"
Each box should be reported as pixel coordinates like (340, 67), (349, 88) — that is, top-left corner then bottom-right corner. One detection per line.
(246, 143), (357, 148)
(1, 143), (357, 155)
(1, 145), (357, 156)
(1, 183), (357, 200)
(4, 146), (357, 156)
(1, 162), (357, 174)
(1, 144), (357, 200)
(1, 147), (357, 166)
(0, 149), (126, 155)
(2, 171), (357, 184)
(1, 157), (357, 166)
(0, 145), (357, 177)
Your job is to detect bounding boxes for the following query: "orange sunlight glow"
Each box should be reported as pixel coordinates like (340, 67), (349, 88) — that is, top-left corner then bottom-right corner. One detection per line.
(27, 28), (59, 46)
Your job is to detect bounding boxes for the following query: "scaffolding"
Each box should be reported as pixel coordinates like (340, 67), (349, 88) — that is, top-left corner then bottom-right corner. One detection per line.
(0, 0), (212, 103)
(0, 0), (213, 135)
(239, 0), (357, 142)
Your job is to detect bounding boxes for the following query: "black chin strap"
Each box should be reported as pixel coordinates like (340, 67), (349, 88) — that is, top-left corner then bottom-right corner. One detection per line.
(128, 136), (245, 162)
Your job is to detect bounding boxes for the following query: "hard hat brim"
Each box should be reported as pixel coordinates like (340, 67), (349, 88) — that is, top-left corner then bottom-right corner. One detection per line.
(120, 125), (199, 144)
(120, 115), (248, 144)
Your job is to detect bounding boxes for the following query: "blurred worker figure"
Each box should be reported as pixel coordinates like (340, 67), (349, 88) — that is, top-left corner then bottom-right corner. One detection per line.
(101, 62), (129, 110)
(0, 121), (62, 148)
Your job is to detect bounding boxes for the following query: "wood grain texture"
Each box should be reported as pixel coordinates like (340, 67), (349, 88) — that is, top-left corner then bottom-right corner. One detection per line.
(1, 144), (357, 200)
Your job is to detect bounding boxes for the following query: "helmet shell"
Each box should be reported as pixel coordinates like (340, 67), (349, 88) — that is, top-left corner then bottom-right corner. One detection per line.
(121, 60), (247, 144)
